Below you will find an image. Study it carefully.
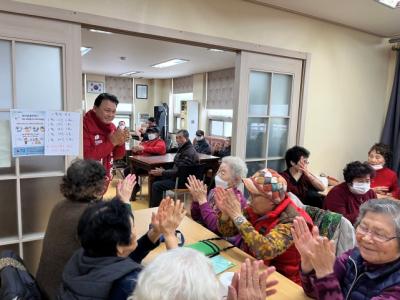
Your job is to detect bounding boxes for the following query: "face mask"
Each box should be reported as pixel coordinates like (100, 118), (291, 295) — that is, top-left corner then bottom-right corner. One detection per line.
(148, 133), (156, 141)
(370, 164), (383, 170)
(195, 136), (204, 141)
(215, 175), (229, 189)
(349, 182), (370, 195)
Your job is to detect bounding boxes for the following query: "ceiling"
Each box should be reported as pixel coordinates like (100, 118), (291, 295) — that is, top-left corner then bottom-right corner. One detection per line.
(81, 29), (236, 79)
(246, 0), (400, 37)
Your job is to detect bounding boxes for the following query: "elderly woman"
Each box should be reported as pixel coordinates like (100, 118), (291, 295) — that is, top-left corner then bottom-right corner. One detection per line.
(324, 161), (377, 224)
(130, 248), (277, 300)
(368, 142), (399, 199)
(293, 199), (400, 299)
(186, 156), (247, 244)
(36, 159), (136, 300)
(216, 168), (312, 284)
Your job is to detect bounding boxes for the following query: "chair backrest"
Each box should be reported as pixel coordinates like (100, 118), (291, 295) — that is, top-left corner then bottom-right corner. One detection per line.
(176, 164), (205, 188)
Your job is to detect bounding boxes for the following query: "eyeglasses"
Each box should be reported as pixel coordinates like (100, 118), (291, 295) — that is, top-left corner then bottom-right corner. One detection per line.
(356, 224), (398, 243)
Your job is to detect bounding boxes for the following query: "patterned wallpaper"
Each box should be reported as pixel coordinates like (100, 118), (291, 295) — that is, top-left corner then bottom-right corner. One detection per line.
(105, 76), (133, 103)
(207, 68), (234, 109)
(173, 75), (193, 94)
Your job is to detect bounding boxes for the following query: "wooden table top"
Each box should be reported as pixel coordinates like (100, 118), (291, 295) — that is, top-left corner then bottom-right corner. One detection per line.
(130, 153), (219, 164)
(134, 208), (310, 300)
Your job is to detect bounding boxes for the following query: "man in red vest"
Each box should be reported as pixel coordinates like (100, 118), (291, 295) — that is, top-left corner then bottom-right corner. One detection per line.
(216, 168), (312, 285)
(83, 93), (129, 191)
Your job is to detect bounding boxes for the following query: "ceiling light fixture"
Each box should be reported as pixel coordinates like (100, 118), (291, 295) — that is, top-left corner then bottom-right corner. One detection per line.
(80, 46), (92, 56)
(120, 71), (143, 76)
(208, 48), (225, 52)
(89, 29), (113, 34)
(151, 58), (189, 68)
(376, 0), (400, 8)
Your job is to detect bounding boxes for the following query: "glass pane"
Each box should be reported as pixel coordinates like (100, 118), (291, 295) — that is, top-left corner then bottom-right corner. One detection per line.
(246, 161), (266, 178)
(19, 156), (64, 173)
(223, 121), (232, 137)
(113, 115), (131, 130)
(15, 42), (63, 110)
(211, 120), (223, 136)
(23, 240), (43, 276)
(0, 243), (19, 255)
(267, 159), (286, 173)
(21, 177), (63, 234)
(268, 118), (289, 157)
(246, 117), (268, 159)
(0, 180), (18, 238)
(248, 71), (270, 116)
(0, 40), (12, 108)
(271, 74), (292, 116)
(0, 112), (15, 175)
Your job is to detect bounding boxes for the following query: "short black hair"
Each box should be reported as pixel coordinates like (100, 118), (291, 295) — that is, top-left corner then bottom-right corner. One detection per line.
(343, 161), (375, 184)
(148, 117), (155, 123)
(196, 130), (205, 137)
(369, 143), (392, 167)
(177, 129), (189, 139)
(60, 159), (106, 202)
(146, 127), (159, 134)
(77, 198), (133, 257)
(284, 146), (310, 168)
(94, 93), (119, 107)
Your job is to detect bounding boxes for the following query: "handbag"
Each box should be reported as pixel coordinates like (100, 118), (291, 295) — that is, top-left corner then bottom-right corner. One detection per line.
(185, 237), (234, 258)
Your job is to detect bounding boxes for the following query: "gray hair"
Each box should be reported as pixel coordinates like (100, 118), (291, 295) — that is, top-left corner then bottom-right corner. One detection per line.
(129, 248), (222, 300)
(355, 199), (400, 247)
(221, 156), (248, 182)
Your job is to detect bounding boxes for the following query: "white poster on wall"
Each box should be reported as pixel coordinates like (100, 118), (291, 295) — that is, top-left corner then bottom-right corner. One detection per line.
(10, 110), (46, 157)
(45, 111), (80, 156)
(0, 120), (11, 167)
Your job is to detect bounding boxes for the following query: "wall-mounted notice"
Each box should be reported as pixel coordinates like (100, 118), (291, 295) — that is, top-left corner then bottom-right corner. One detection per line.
(10, 110), (45, 156)
(45, 111), (80, 156)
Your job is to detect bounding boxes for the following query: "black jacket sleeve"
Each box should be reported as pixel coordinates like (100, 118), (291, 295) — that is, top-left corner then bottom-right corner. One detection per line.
(129, 232), (159, 263)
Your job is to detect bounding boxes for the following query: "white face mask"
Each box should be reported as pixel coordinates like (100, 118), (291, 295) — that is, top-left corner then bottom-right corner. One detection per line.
(349, 182), (370, 195)
(195, 136), (204, 141)
(215, 175), (229, 189)
(370, 164), (383, 170)
(148, 133), (156, 141)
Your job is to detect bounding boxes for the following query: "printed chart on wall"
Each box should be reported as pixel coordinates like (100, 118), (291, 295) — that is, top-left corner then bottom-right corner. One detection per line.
(10, 110), (80, 157)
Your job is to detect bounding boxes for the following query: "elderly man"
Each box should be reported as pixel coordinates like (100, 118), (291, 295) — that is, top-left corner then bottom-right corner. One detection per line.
(149, 129), (199, 207)
(83, 93), (129, 189)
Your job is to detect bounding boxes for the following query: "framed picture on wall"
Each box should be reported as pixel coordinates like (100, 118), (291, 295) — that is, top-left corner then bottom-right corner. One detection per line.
(136, 84), (148, 99)
(87, 81), (104, 93)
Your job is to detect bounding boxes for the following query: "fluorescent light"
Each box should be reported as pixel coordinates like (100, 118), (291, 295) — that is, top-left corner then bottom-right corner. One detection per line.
(120, 71), (142, 76)
(208, 48), (225, 52)
(89, 29), (113, 34)
(80, 46), (92, 56)
(151, 58), (189, 68)
(376, 0), (400, 8)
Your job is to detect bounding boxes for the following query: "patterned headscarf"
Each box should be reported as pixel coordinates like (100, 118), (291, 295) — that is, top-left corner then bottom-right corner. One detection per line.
(243, 168), (287, 204)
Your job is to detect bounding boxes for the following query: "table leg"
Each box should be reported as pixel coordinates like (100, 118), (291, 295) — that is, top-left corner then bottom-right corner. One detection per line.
(147, 175), (155, 207)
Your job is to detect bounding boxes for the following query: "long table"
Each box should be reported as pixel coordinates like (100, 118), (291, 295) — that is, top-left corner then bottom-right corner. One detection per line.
(134, 208), (311, 300)
(129, 153), (220, 202)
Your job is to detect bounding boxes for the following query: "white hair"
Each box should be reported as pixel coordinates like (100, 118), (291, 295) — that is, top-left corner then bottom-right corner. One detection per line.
(221, 156), (248, 180)
(129, 248), (222, 300)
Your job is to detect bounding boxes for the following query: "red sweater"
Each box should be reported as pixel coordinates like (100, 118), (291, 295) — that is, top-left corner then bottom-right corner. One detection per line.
(370, 167), (399, 199)
(324, 182), (377, 224)
(138, 138), (166, 156)
(83, 110), (125, 180)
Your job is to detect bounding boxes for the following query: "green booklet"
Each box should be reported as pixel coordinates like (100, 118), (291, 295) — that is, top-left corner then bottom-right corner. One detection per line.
(210, 255), (235, 274)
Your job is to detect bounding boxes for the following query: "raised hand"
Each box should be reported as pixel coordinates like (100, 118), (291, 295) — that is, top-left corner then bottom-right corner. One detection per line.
(215, 187), (242, 220)
(227, 259), (278, 300)
(309, 237), (336, 279)
(116, 174), (136, 203)
(109, 129), (126, 146)
(290, 216), (320, 273)
(185, 175), (207, 204)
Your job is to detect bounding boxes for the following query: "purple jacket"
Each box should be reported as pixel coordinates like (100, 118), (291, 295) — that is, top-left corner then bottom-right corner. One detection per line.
(301, 247), (400, 299)
(191, 188), (247, 246)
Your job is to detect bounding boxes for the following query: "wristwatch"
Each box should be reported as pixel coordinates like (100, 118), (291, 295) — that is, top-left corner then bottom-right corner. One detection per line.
(233, 215), (246, 227)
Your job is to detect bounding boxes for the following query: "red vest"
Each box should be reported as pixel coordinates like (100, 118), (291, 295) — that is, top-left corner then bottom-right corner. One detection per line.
(244, 196), (312, 285)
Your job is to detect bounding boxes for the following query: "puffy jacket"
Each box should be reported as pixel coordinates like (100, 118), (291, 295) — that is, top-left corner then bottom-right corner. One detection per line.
(162, 140), (199, 178)
(194, 138), (211, 155)
(138, 138), (166, 156)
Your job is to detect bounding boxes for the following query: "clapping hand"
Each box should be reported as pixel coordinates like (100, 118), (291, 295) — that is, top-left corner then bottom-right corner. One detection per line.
(185, 175), (207, 204)
(109, 129), (126, 146)
(116, 174), (136, 203)
(215, 187), (242, 220)
(309, 237), (336, 279)
(227, 258), (278, 300)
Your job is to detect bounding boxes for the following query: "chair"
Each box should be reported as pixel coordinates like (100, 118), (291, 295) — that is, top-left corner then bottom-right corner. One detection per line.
(166, 164), (206, 203)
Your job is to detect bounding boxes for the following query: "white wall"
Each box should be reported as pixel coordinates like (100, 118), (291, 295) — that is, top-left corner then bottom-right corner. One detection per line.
(20, 0), (394, 178)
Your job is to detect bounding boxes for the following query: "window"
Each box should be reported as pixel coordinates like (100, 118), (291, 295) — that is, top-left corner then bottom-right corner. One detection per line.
(207, 109), (232, 137)
(113, 114), (131, 129)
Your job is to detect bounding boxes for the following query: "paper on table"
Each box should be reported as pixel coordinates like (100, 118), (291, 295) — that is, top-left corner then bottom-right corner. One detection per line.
(0, 120), (11, 167)
(210, 255), (235, 274)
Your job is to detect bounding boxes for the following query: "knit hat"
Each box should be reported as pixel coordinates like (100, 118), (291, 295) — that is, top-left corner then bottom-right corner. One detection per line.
(243, 168), (287, 204)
